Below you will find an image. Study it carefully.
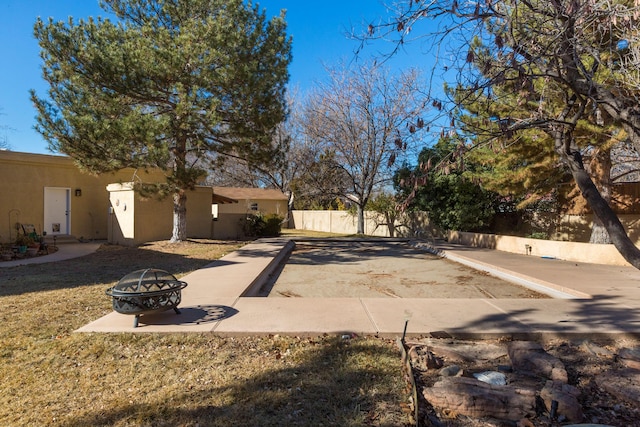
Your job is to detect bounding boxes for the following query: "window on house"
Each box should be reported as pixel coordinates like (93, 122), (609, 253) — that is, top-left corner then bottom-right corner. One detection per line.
(250, 203), (258, 211)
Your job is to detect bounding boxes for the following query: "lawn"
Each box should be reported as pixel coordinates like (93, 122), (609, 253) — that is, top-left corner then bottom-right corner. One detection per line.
(0, 236), (409, 426)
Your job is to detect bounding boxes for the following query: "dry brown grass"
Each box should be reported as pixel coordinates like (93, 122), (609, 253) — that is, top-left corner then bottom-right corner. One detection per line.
(0, 238), (408, 426)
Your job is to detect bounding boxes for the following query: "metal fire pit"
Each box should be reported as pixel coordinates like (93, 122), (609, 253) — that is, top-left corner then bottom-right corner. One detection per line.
(106, 268), (188, 327)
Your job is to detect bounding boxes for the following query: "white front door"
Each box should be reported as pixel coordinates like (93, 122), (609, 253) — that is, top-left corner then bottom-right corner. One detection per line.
(44, 187), (70, 235)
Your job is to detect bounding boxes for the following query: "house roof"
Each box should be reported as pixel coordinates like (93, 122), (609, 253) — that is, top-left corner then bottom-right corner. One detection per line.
(213, 187), (288, 201)
(212, 193), (238, 204)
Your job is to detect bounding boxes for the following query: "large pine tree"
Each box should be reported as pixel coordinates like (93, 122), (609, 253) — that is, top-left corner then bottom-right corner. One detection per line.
(32, 0), (292, 242)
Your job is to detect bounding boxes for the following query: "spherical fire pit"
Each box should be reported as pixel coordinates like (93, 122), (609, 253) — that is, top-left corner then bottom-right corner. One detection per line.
(106, 268), (188, 327)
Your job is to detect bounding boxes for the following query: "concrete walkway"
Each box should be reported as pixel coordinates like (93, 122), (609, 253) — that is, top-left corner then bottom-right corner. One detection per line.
(0, 242), (102, 267)
(77, 238), (640, 339)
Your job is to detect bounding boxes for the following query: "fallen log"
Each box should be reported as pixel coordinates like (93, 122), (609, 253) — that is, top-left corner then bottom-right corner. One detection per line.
(422, 377), (536, 421)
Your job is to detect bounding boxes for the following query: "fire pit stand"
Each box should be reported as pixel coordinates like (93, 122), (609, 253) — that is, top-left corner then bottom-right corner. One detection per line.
(106, 268), (188, 327)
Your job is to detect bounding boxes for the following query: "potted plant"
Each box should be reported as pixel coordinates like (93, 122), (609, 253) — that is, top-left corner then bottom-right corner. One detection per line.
(27, 236), (40, 257)
(15, 234), (34, 254)
(27, 244), (40, 257)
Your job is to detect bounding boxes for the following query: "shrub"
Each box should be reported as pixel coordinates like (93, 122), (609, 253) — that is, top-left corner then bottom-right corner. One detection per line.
(262, 213), (283, 237)
(241, 213), (283, 237)
(527, 231), (548, 240)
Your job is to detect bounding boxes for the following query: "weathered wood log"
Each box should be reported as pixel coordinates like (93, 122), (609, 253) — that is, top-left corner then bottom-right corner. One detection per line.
(422, 377), (536, 420)
(595, 368), (640, 404)
(507, 341), (567, 382)
(619, 347), (640, 370)
(405, 339), (508, 363)
(408, 346), (443, 371)
(540, 380), (583, 422)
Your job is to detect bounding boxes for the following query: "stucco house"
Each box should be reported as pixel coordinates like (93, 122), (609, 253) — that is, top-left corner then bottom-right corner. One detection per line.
(1, 151), (149, 244)
(211, 187), (289, 239)
(106, 182), (213, 245)
(1, 151), (289, 245)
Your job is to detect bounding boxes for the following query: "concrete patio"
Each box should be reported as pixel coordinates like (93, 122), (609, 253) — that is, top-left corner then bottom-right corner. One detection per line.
(74, 237), (640, 339)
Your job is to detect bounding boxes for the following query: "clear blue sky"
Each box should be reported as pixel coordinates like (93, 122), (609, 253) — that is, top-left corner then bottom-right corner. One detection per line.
(0, 0), (433, 155)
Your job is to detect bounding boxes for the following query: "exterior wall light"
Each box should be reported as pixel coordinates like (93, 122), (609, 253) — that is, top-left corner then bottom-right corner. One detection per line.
(75, 189), (82, 197)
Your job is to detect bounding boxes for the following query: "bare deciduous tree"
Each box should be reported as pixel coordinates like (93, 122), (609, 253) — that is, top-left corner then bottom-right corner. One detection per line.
(302, 62), (428, 233)
(204, 91), (333, 218)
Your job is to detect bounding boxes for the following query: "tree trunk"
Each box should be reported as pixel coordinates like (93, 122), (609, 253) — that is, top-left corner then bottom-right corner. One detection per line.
(357, 204), (365, 234)
(562, 151), (640, 269)
(170, 190), (187, 243)
(286, 191), (295, 228)
(587, 147), (612, 244)
(590, 217), (611, 244)
(386, 211), (396, 237)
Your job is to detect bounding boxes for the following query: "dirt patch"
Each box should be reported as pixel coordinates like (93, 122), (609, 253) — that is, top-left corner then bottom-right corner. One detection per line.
(262, 241), (549, 299)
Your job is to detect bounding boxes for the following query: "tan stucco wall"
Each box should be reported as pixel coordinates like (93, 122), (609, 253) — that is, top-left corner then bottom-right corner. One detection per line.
(289, 210), (631, 266)
(108, 183), (137, 243)
(212, 197), (288, 239)
(552, 213), (640, 244)
(290, 210), (435, 237)
(448, 230), (631, 266)
(211, 213), (245, 240)
(0, 151), (163, 244)
(186, 187), (215, 239)
(107, 183), (213, 245)
(217, 198), (287, 216)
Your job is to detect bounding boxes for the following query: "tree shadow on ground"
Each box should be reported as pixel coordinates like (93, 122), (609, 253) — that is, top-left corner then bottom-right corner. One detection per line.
(562, 294), (640, 335)
(448, 294), (640, 340)
(59, 336), (406, 427)
(0, 241), (243, 297)
(283, 240), (437, 267)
